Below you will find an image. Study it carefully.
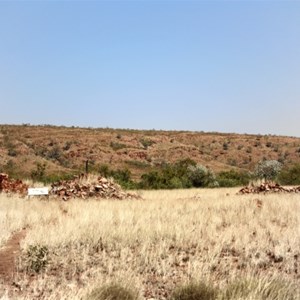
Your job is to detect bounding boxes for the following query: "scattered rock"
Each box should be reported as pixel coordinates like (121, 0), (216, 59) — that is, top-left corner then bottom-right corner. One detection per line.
(238, 182), (300, 195)
(0, 173), (28, 195)
(50, 174), (141, 201)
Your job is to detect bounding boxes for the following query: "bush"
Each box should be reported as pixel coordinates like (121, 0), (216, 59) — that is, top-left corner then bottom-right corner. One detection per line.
(254, 160), (282, 181)
(86, 283), (139, 300)
(217, 170), (251, 187)
(278, 164), (300, 185)
(111, 168), (137, 189)
(26, 245), (49, 273)
(137, 159), (222, 189)
(170, 282), (218, 300)
(99, 164), (136, 189)
(8, 147), (18, 157)
(99, 164), (110, 178)
(187, 165), (218, 188)
(139, 171), (163, 189)
(31, 162), (47, 182)
(0, 160), (18, 178)
(140, 138), (155, 149)
(138, 159), (196, 189)
(47, 145), (63, 161)
(110, 142), (127, 151)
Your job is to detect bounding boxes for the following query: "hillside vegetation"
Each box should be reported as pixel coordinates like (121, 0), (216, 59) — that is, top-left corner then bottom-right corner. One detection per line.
(1, 124), (300, 185)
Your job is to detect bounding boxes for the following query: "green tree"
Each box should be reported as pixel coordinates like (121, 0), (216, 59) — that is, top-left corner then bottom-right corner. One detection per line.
(254, 160), (282, 181)
(187, 164), (218, 187)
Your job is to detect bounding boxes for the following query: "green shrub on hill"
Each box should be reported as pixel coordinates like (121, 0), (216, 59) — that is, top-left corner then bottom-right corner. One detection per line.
(278, 164), (300, 185)
(217, 170), (251, 187)
(187, 165), (218, 188)
(254, 160), (282, 181)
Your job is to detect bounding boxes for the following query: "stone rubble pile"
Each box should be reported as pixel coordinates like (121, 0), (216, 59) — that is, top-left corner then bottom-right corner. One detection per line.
(238, 182), (300, 195)
(0, 173), (28, 195)
(50, 175), (140, 201)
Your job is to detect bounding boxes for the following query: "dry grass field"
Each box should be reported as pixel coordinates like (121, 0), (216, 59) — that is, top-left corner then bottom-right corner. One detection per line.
(0, 188), (299, 299)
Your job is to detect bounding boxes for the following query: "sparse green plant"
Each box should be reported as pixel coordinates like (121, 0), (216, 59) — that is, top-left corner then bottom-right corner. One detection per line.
(170, 282), (218, 300)
(140, 138), (155, 149)
(47, 145), (63, 161)
(227, 158), (237, 166)
(63, 141), (72, 151)
(31, 162), (47, 182)
(99, 164), (110, 178)
(3, 134), (18, 157)
(125, 160), (149, 169)
(26, 245), (49, 273)
(8, 148), (18, 157)
(1, 159), (17, 178)
(246, 146), (252, 153)
(223, 142), (228, 151)
(86, 283), (139, 300)
(110, 141), (127, 151)
(266, 141), (272, 148)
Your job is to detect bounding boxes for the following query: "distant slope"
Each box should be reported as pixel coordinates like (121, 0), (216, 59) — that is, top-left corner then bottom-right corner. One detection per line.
(1, 124), (300, 180)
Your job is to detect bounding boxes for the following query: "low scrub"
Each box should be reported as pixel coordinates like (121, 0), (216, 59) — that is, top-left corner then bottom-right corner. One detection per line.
(278, 164), (300, 185)
(170, 281), (218, 300)
(216, 170), (251, 187)
(86, 283), (139, 300)
(110, 142), (127, 151)
(25, 245), (49, 274)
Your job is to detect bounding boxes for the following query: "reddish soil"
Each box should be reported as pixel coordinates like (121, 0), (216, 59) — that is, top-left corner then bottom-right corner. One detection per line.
(0, 229), (26, 283)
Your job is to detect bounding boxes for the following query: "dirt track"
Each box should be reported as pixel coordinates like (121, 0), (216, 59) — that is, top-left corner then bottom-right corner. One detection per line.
(0, 229), (26, 283)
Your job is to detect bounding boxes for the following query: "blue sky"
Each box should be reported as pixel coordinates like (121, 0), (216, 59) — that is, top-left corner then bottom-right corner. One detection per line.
(0, 1), (299, 137)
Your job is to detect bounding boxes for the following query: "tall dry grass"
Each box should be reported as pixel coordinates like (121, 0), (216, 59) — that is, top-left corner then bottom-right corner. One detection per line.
(0, 188), (299, 299)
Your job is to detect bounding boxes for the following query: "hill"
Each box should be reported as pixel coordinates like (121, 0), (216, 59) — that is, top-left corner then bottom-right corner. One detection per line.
(1, 124), (300, 181)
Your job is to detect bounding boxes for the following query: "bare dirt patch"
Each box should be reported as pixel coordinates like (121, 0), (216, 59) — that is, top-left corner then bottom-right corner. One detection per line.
(0, 229), (26, 283)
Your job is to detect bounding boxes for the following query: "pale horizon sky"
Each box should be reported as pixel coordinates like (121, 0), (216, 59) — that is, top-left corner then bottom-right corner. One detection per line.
(0, 1), (299, 137)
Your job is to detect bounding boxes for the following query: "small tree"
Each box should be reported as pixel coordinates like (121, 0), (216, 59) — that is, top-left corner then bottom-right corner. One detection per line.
(187, 164), (218, 187)
(31, 162), (47, 182)
(254, 160), (282, 181)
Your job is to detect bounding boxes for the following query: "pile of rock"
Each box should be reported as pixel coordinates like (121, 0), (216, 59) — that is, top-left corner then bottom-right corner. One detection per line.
(238, 182), (300, 195)
(50, 175), (140, 201)
(0, 173), (28, 195)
